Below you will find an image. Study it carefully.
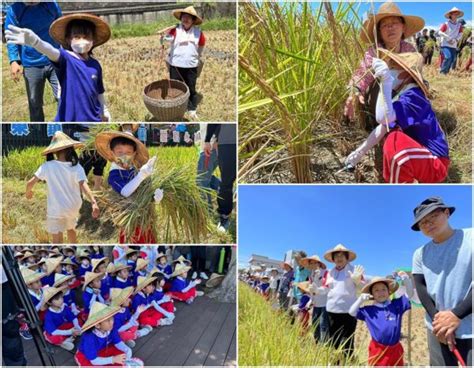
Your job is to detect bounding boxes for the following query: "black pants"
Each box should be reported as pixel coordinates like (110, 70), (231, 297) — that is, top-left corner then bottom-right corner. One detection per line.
(170, 66), (198, 110)
(217, 144), (236, 216)
(327, 312), (357, 358)
(79, 150), (107, 177)
(190, 246), (206, 273)
(428, 329), (472, 366)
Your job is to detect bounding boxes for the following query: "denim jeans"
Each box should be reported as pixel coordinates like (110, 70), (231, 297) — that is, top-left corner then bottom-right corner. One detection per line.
(440, 47), (457, 74)
(312, 306), (329, 343)
(196, 149), (220, 210)
(23, 64), (59, 122)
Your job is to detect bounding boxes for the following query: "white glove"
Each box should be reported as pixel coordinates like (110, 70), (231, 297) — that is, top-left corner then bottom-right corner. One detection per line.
(139, 156), (157, 178)
(360, 293), (372, 301)
(154, 188), (164, 203)
(348, 265), (364, 285)
(344, 124), (389, 167)
(5, 25), (40, 47)
(372, 57), (392, 82)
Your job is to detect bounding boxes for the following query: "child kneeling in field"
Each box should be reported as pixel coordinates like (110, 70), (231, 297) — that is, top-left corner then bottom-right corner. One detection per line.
(26, 132), (99, 243)
(168, 263), (203, 304)
(349, 272), (414, 366)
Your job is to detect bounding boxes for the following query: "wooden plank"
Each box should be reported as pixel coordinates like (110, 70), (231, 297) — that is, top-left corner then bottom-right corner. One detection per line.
(204, 303), (236, 367)
(224, 330), (237, 366)
(183, 302), (231, 366)
(22, 338), (75, 367)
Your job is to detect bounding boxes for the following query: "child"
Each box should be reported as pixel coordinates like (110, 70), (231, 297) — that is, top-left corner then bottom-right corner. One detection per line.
(78, 253), (93, 279)
(35, 248), (49, 260)
(42, 287), (82, 351)
(92, 257), (113, 301)
(258, 276), (270, 298)
(82, 272), (106, 315)
(161, 6), (206, 120)
(95, 130), (164, 244)
(293, 282), (312, 334)
(157, 252), (173, 289)
(168, 263), (203, 304)
(89, 246), (104, 260)
(21, 267), (46, 321)
(131, 275), (161, 328)
(149, 272), (176, 325)
(134, 258), (149, 286)
(75, 302), (136, 367)
(53, 273), (81, 316)
(349, 272), (414, 366)
(5, 14), (112, 122)
(42, 257), (64, 287)
(110, 287), (151, 348)
(268, 268), (280, 301)
(112, 263), (133, 289)
(25, 132), (100, 243)
(126, 248), (139, 271)
(62, 246), (77, 263)
(20, 251), (37, 267)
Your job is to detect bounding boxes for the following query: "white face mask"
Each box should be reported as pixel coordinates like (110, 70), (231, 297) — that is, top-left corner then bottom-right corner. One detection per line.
(71, 39), (93, 54)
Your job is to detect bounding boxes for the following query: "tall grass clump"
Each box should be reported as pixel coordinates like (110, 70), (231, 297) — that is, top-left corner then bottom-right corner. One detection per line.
(238, 283), (364, 366)
(3, 147), (45, 180)
(238, 2), (365, 183)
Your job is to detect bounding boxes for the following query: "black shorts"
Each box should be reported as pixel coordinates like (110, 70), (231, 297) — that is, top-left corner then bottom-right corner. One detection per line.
(79, 150), (107, 177)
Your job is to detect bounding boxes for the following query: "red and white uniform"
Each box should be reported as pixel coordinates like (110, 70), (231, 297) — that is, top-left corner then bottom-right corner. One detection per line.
(167, 24), (206, 68)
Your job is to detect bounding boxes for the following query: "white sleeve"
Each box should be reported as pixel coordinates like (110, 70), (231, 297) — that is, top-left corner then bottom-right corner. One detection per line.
(34, 163), (47, 181)
(76, 164), (88, 183)
(120, 172), (147, 198)
(349, 295), (364, 317)
(375, 77), (396, 126)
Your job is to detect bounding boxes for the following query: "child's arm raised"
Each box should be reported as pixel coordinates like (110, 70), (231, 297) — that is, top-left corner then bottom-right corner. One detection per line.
(398, 271), (415, 299)
(25, 176), (40, 199)
(349, 293), (371, 317)
(5, 25), (60, 63)
(79, 181), (100, 219)
(120, 156), (157, 198)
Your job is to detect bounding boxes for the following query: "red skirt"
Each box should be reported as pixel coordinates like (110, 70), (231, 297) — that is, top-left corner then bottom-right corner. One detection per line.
(368, 339), (404, 366)
(68, 279), (82, 290)
(75, 345), (124, 367)
(119, 325), (138, 341)
(138, 308), (162, 327)
(119, 226), (156, 244)
(383, 130), (449, 183)
(168, 288), (196, 302)
(44, 322), (74, 345)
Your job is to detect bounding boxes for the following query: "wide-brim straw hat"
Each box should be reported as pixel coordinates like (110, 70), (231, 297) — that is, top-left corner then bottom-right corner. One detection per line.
(150, 267), (165, 278)
(378, 48), (430, 98)
(297, 281), (312, 294)
(95, 131), (149, 169)
(82, 302), (121, 333)
(171, 263), (191, 278)
(361, 276), (399, 295)
(360, 2), (425, 44)
(134, 276), (157, 294)
(41, 287), (64, 307)
(45, 257), (64, 276)
(62, 246), (76, 255)
(34, 249), (48, 257)
(205, 273), (225, 288)
(135, 258), (149, 272)
(42, 131), (84, 156)
(324, 244), (357, 263)
(300, 255), (327, 270)
(111, 263), (132, 274)
(53, 273), (75, 288)
(172, 6), (203, 25)
(106, 262), (117, 274)
(172, 255), (191, 265)
(21, 267), (45, 285)
(83, 271), (104, 290)
(261, 276), (270, 282)
(91, 257), (109, 273)
(125, 248), (139, 257)
(14, 251), (25, 259)
(20, 251), (36, 261)
(50, 13), (111, 49)
(445, 7), (464, 19)
(49, 250), (64, 258)
(61, 257), (78, 269)
(110, 287), (134, 307)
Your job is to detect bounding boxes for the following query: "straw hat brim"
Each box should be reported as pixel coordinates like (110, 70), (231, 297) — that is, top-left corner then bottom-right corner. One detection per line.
(360, 13), (425, 44)
(23, 272), (45, 284)
(95, 131), (149, 169)
(61, 260), (78, 268)
(42, 139), (84, 156)
(49, 13), (111, 49)
(205, 274), (225, 288)
(172, 7), (203, 25)
(42, 287), (65, 307)
(81, 304), (121, 332)
(53, 274), (75, 288)
(46, 257), (64, 276)
(111, 264), (132, 274)
(91, 257), (109, 273)
(445, 9), (464, 19)
(134, 276), (157, 294)
(111, 287), (134, 307)
(324, 247), (357, 263)
(83, 272), (105, 290)
(135, 260), (149, 272)
(361, 277), (399, 295)
(378, 48), (430, 98)
(280, 262), (293, 270)
(171, 265), (191, 278)
(300, 257), (327, 269)
(297, 282), (311, 294)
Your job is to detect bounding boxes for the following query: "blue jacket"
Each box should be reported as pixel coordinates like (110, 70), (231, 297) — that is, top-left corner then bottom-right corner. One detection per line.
(5, 2), (62, 67)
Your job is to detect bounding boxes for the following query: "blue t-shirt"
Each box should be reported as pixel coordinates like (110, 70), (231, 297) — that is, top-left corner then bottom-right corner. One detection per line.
(356, 296), (411, 346)
(29, 290), (43, 308)
(114, 308), (132, 329)
(113, 277), (133, 289)
(170, 277), (189, 292)
(44, 307), (75, 334)
(298, 294), (311, 310)
(78, 329), (121, 361)
(54, 48), (105, 122)
(157, 264), (173, 278)
(41, 273), (55, 287)
(132, 292), (150, 312)
(100, 275), (113, 299)
(392, 87), (449, 158)
(412, 228), (472, 338)
(79, 264), (92, 277)
(260, 282), (270, 292)
(150, 289), (166, 303)
(108, 168), (138, 194)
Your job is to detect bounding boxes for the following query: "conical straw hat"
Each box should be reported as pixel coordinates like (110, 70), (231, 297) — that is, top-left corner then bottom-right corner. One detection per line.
(110, 287), (134, 307)
(42, 131), (84, 156)
(172, 6), (203, 25)
(81, 302), (121, 333)
(324, 244), (357, 263)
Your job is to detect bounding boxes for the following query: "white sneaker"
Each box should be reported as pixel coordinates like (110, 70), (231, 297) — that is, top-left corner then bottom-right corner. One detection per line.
(141, 325), (153, 332)
(188, 110), (199, 121)
(196, 290), (204, 297)
(200, 272), (209, 280)
(137, 328), (151, 338)
(191, 272), (198, 279)
(186, 297), (195, 304)
(125, 340), (136, 348)
(159, 318), (173, 326)
(60, 341), (74, 351)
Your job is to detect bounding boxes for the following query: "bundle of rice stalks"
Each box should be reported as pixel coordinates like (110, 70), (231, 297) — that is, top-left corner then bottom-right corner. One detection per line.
(81, 124), (120, 151)
(95, 162), (211, 243)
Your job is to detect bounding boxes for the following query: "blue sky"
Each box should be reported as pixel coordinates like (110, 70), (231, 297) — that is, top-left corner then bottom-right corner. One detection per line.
(238, 185), (472, 276)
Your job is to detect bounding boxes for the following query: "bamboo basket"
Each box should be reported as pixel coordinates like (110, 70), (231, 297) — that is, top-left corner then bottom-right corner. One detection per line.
(143, 79), (189, 121)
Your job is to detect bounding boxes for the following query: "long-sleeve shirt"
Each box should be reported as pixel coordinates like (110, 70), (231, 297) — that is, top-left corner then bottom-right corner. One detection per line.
(28, 289), (43, 311)
(83, 288), (105, 313)
(157, 264), (173, 279)
(324, 264), (359, 314)
(78, 328), (131, 365)
(310, 270), (329, 308)
(278, 270), (294, 295)
(440, 20), (464, 48)
(170, 276), (196, 293)
(44, 305), (79, 335)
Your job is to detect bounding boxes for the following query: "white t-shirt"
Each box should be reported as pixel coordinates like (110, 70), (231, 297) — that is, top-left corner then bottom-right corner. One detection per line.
(35, 160), (87, 219)
(325, 263), (358, 313)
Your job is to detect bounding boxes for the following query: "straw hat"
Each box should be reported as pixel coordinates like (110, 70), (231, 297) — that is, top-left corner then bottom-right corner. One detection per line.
(42, 131), (84, 156)
(106, 262), (117, 274)
(172, 255), (191, 266)
(110, 287), (134, 307)
(324, 244), (357, 263)
(95, 131), (149, 169)
(150, 267), (165, 278)
(172, 6), (203, 26)
(300, 255), (327, 270)
(205, 273), (225, 288)
(14, 251), (25, 259)
(91, 257), (109, 273)
(45, 257), (64, 276)
(156, 252), (168, 262)
(361, 276), (399, 295)
(41, 287), (64, 307)
(62, 246), (76, 255)
(49, 250), (63, 258)
(280, 261), (293, 270)
(81, 302), (121, 333)
(20, 251), (36, 261)
(171, 263), (191, 278)
(83, 271), (104, 290)
(445, 7), (464, 19)
(111, 263), (132, 274)
(135, 258), (149, 272)
(50, 13), (111, 49)
(134, 276), (157, 294)
(125, 248), (139, 258)
(53, 273), (75, 288)
(21, 267), (44, 285)
(61, 257), (78, 269)
(378, 48), (430, 98)
(297, 281), (312, 294)
(360, 2), (425, 44)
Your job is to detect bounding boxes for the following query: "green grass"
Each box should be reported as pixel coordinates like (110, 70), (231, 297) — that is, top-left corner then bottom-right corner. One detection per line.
(238, 282), (364, 366)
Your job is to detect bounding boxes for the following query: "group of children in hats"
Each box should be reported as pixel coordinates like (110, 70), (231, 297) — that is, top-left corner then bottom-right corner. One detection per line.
(243, 244), (415, 366)
(16, 245), (205, 366)
(5, 5), (205, 122)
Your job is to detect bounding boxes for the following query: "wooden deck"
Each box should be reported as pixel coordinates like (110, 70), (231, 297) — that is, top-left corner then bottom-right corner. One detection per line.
(22, 296), (236, 367)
